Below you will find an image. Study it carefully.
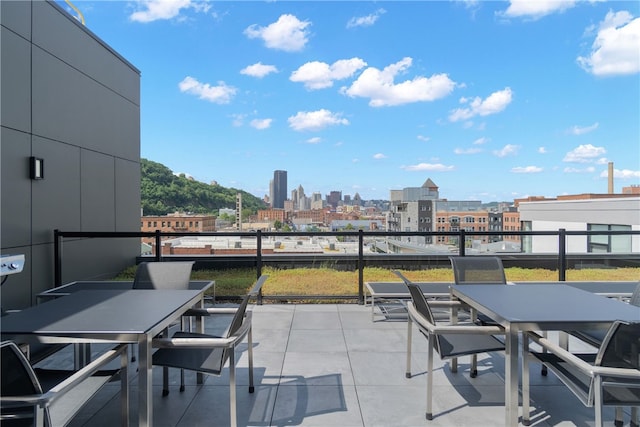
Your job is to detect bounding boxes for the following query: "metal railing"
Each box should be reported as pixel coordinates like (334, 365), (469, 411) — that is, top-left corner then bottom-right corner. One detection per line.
(54, 228), (640, 304)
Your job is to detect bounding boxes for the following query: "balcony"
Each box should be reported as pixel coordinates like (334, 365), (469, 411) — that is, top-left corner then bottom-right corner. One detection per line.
(35, 302), (629, 426)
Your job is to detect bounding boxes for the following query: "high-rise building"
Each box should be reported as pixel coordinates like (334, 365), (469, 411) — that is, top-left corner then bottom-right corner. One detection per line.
(272, 170), (287, 209)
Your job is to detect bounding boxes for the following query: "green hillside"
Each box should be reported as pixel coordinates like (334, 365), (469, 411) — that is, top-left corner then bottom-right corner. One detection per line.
(141, 159), (266, 216)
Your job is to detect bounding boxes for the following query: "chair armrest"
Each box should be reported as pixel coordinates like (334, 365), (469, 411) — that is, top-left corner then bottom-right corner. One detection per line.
(44, 344), (127, 404)
(183, 307), (239, 317)
(154, 312), (252, 349)
(0, 344), (127, 410)
(426, 300), (464, 308)
(408, 303), (504, 335)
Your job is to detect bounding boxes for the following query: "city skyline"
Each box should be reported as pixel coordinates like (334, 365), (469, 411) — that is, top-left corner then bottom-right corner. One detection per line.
(63, 1), (640, 203)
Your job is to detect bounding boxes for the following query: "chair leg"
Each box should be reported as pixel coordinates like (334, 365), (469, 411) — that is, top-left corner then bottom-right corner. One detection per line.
(229, 348), (237, 427)
(470, 354), (478, 378)
(614, 407), (623, 427)
(522, 336), (531, 426)
(162, 367), (170, 396)
(406, 317), (413, 378)
(631, 407), (638, 427)
(426, 333), (434, 421)
(594, 376), (603, 427)
(180, 368), (185, 392)
(120, 346), (130, 427)
(248, 326), (255, 393)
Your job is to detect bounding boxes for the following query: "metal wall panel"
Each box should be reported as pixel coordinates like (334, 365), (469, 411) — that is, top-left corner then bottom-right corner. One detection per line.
(1, 27), (31, 133)
(31, 136), (81, 245)
(0, 128), (31, 248)
(81, 150), (115, 231)
(0, 0), (31, 40)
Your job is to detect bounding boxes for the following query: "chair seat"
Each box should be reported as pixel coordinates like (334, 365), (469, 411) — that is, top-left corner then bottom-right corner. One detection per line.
(530, 351), (594, 404)
(153, 332), (225, 375)
(436, 333), (505, 359)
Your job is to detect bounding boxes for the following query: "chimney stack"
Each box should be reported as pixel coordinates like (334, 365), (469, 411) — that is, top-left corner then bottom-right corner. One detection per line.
(608, 162), (614, 194)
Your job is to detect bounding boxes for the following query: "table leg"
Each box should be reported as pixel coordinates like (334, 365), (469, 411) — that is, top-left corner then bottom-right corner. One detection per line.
(138, 336), (152, 427)
(505, 325), (519, 427)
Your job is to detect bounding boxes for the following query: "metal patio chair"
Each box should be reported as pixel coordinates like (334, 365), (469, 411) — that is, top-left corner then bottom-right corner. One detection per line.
(0, 341), (128, 427)
(151, 275), (268, 427)
(405, 282), (505, 420)
(523, 321), (640, 427)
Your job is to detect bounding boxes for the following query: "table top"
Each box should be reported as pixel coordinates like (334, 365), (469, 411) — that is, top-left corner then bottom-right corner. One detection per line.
(452, 284), (640, 330)
(2, 289), (202, 342)
(512, 281), (637, 297)
(38, 280), (214, 299)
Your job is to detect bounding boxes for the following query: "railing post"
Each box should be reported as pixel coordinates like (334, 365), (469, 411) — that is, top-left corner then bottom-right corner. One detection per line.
(558, 228), (566, 281)
(358, 230), (364, 305)
(155, 230), (161, 262)
(458, 229), (466, 256)
(256, 230), (263, 305)
(54, 229), (62, 287)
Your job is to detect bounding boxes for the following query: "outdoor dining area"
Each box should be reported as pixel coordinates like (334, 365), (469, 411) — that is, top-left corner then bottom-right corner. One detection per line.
(1, 257), (639, 426)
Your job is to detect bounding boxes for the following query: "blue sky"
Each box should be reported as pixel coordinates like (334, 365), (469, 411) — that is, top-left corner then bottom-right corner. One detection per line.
(60, 1), (639, 202)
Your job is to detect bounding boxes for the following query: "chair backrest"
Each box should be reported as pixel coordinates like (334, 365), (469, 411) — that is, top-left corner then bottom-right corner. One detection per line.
(595, 321), (640, 405)
(1, 341), (51, 426)
(391, 270), (411, 285)
(629, 282), (640, 307)
(133, 261), (194, 290)
(597, 321), (640, 369)
(406, 283), (445, 356)
(449, 256), (506, 285)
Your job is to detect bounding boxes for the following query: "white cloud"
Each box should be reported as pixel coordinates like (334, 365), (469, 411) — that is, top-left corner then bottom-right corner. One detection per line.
(288, 109), (349, 132)
(538, 146), (548, 154)
(454, 147), (482, 154)
(473, 137), (490, 145)
(493, 144), (520, 157)
(306, 137), (322, 144)
(290, 58), (367, 90)
(250, 118), (272, 130)
(401, 163), (455, 172)
(599, 168), (640, 179)
(178, 76), (236, 104)
(568, 122), (599, 135)
(129, 0), (193, 22)
(342, 57), (456, 107)
(501, 0), (577, 20)
(565, 166), (596, 173)
(346, 8), (386, 28)
(563, 144), (607, 163)
(244, 14), (311, 52)
(578, 11), (640, 76)
(241, 62), (278, 78)
(511, 166), (543, 173)
(352, 158), (360, 163)
(417, 135), (431, 142)
(449, 88), (513, 122)
(373, 153), (387, 159)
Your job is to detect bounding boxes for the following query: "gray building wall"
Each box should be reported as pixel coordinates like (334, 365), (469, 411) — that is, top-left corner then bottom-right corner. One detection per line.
(1, 1), (141, 308)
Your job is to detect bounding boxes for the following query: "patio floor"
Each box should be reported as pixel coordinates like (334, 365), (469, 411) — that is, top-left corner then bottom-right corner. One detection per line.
(38, 302), (630, 426)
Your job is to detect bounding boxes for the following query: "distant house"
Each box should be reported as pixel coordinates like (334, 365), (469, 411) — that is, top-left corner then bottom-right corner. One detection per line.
(518, 195), (640, 253)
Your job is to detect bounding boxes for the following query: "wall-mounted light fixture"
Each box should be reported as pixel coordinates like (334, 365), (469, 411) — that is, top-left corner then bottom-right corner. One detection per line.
(30, 157), (44, 180)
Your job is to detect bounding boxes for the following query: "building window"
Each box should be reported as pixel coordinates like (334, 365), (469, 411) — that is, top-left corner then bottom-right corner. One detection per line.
(588, 224), (631, 253)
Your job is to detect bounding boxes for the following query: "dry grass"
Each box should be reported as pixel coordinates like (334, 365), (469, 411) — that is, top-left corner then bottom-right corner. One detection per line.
(186, 266), (640, 297)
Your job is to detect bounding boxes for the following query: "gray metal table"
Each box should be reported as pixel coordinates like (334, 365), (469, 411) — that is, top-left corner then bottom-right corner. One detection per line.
(1, 289), (204, 427)
(365, 281), (451, 320)
(451, 284), (640, 427)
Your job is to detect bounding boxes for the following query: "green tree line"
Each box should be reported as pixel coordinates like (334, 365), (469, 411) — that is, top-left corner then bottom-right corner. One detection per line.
(141, 158), (266, 216)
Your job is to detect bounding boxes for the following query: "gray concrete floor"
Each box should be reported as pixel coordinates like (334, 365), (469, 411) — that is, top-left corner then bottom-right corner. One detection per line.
(40, 302), (633, 426)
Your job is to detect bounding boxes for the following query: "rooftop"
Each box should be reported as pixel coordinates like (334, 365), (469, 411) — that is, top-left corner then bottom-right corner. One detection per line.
(38, 302), (622, 427)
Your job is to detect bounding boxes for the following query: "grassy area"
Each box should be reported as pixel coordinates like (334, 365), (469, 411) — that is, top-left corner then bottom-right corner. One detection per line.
(117, 265), (639, 299)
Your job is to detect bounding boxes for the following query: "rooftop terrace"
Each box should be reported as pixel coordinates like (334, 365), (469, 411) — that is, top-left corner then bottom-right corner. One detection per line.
(36, 302), (625, 427)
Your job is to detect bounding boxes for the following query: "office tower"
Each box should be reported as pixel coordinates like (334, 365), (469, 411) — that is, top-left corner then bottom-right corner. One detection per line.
(272, 170), (287, 209)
